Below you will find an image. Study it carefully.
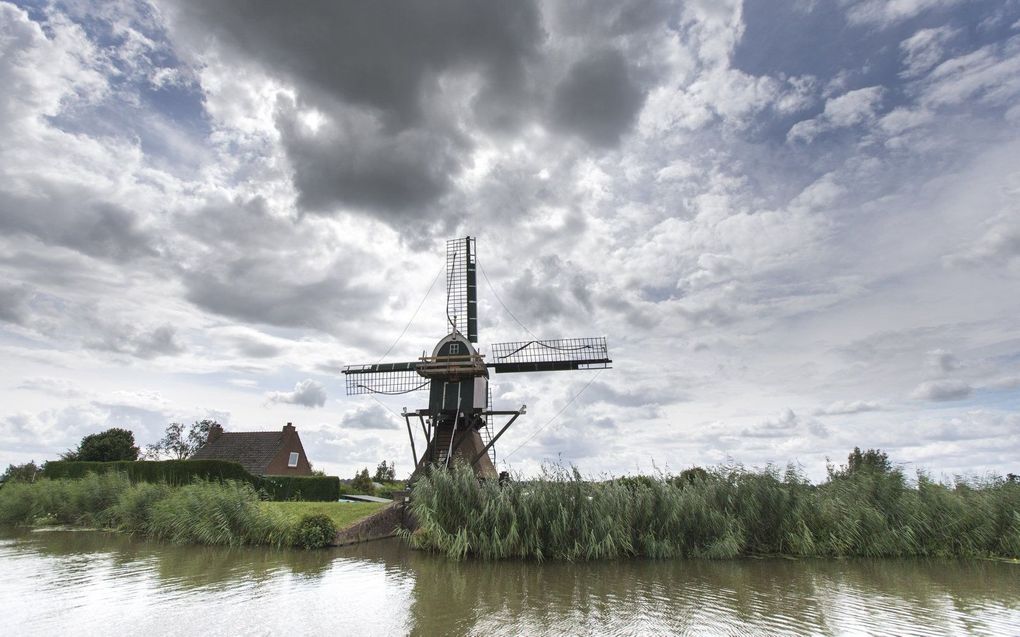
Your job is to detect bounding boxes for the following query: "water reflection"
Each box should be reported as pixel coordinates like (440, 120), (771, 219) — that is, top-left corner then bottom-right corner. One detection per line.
(2, 529), (1017, 636)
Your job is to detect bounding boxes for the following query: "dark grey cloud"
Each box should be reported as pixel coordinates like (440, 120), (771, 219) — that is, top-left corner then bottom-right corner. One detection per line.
(339, 404), (400, 430)
(174, 198), (387, 332)
(165, 0), (545, 220)
(927, 349), (961, 373)
(504, 255), (597, 325)
(166, 0), (542, 127)
(180, 256), (381, 333)
(581, 380), (682, 409)
(266, 379), (326, 408)
(0, 189), (157, 262)
(551, 48), (646, 147)
(275, 98), (462, 217)
(84, 323), (185, 359)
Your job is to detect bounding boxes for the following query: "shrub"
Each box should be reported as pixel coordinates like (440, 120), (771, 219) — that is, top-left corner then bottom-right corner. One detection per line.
(294, 513), (338, 549)
(1, 461), (41, 484)
(259, 476), (341, 502)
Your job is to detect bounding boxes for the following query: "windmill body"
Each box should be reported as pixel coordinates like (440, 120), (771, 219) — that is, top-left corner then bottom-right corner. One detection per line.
(343, 237), (611, 479)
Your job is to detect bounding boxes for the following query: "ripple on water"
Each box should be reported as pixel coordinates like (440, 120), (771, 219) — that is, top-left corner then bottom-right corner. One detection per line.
(1, 532), (1018, 636)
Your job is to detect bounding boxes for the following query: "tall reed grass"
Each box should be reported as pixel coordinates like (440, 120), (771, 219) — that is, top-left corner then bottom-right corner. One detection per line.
(0, 474), (307, 548)
(403, 463), (1020, 561)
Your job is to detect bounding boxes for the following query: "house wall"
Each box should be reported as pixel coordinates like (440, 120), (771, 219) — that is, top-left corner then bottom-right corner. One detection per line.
(264, 423), (313, 475)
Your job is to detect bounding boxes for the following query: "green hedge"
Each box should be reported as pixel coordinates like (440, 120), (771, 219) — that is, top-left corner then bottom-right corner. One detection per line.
(260, 475), (340, 502)
(42, 461), (340, 502)
(44, 460), (254, 484)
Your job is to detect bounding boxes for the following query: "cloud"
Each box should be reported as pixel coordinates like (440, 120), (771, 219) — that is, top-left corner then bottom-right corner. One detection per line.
(926, 348), (960, 373)
(911, 380), (972, 401)
(16, 377), (84, 399)
(0, 180), (158, 266)
(985, 376), (1020, 390)
(900, 26), (959, 78)
(550, 48), (647, 147)
(0, 3), (108, 127)
(814, 400), (882, 416)
(787, 86), (884, 142)
(179, 248), (384, 334)
(919, 43), (1020, 109)
(84, 323), (185, 359)
(338, 404), (400, 430)
(215, 327), (285, 359)
(274, 97), (461, 217)
(0, 282), (31, 325)
(945, 216), (1020, 268)
(846, 0), (963, 27)
(742, 408), (801, 438)
(266, 379), (327, 408)
(162, 0), (544, 223)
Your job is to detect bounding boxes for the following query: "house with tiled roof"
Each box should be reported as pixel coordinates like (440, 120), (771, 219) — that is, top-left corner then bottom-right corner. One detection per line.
(191, 422), (313, 476)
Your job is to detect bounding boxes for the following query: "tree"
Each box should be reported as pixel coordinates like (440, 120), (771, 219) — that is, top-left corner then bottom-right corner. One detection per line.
(846, 447), (892, 474)
(144, 420), (219, 460)
(351, 468), (374, 494)
(828, 447), (893, 479)
(373, 460), (396, 482)
(1, 461), (40, 483)
(66, 428), (139, 462)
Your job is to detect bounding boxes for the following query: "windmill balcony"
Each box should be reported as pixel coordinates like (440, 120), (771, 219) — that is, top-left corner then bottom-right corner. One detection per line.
(415, 353), (487, 380)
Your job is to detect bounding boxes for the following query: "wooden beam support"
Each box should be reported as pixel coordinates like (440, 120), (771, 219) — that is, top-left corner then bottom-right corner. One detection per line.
(471, 408), (523, 468)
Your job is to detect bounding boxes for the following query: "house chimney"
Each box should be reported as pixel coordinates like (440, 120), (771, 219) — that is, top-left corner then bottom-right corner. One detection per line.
(283, 422), (296, 436)
(207, 423), (223, 443)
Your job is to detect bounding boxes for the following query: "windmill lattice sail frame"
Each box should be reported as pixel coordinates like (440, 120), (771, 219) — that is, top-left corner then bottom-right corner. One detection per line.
(344, 366), (426, 395)
(489, 337), (611, 373)
(445, 236), (477, 342)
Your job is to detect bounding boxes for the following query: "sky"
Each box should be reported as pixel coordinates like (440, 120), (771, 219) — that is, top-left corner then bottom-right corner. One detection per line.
(1, 0), (1018, 481)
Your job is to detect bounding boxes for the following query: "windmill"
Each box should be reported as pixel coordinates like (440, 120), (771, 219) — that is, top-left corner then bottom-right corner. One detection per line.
(342, 237), (611, 479)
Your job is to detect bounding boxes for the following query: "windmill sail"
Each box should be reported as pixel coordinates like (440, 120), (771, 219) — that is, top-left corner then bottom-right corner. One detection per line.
(488, 337), (612, 373)
(342, 362), (429, 395)
(445, 236), (478, 342)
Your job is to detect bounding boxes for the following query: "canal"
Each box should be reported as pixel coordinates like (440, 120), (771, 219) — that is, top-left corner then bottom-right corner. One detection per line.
(2, 529), (1017, 635)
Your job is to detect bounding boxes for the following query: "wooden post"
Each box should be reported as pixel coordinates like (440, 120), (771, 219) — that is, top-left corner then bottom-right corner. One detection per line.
(403, 412), (418, 467)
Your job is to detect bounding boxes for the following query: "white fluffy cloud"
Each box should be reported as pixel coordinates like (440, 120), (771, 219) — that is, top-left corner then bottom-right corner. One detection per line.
(266, 379), (327, 408)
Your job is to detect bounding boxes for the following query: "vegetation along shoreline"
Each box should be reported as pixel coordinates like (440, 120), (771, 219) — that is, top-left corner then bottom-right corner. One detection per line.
(2, 448), (1018, 560)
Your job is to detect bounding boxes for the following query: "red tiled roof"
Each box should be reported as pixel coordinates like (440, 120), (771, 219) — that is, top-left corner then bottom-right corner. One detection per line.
(191, 431), (284, 475)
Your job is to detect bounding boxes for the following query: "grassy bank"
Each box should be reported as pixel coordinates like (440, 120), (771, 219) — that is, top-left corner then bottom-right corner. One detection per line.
(404, 462), (1020, 561)
(265, 501), (387, 529)
(0, 473), (378, 549)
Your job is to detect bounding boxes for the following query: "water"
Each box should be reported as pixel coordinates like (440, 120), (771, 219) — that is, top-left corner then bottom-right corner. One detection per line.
(1, 529), (1018, 636)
